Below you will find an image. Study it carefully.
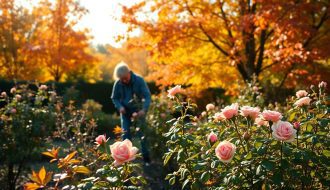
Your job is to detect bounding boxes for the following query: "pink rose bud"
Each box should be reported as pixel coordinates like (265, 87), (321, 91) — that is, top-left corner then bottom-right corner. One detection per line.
(11, 108), (17, 114)
(221, 103), (239, 120)
(295, 90), (308, 98)
(271, 121), (297, 142)
(110, 139), (138, 166)
(293, 122), (300, 129)
(39, 85), (48, 91)
(318, 81), (327, 89)
(1, 92), (7, 98)
(262, 110), (283, 123)
(201, 111), (207, 117)
(252, 86), (259, 92)
(206, 103), (215, 111)
(10, 88), (16, 94)
(215, 140), (236, 163)
(160, 113), (166, 119)
(208, 132), (218, 144)
(167, 85), (182, 99)
(243, 132), (250, 141)
(310, 85), (315, 90)
(95, 135), (108, 145)
(294, 97), (311, 107)
(15, 94), (22, 101)
(240, 106), (260, 119)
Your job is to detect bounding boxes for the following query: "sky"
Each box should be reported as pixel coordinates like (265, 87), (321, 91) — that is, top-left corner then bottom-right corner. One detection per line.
(76, 0), (142, 47)
(19, 0), (143, 48)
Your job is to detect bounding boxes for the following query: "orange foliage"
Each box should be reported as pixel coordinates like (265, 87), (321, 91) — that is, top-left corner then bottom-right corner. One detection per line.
(0, 0), (99, 82)
(121, 0), (330, 95)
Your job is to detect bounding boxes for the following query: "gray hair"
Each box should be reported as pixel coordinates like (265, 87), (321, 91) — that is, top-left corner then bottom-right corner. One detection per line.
(113, 61), (130, 80)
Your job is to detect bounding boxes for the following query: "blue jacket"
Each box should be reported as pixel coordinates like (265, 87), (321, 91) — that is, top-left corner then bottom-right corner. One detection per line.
(111, 72), (151, 113)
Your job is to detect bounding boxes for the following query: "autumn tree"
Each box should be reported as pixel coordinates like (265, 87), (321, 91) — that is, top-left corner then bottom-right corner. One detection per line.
(122, 0), (330, 95)
(0, 0), (43, 80)
(33, 0), (98, 82)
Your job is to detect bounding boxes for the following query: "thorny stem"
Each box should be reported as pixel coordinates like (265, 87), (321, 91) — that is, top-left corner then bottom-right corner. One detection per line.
(233, 118), (248, 154)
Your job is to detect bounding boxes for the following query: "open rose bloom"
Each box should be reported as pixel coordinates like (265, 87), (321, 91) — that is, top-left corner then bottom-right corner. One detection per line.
(240, 106), (260, 119)
(221, 103), (239, 119)
(215, 141), (236, 163)
(262, 110), (282, 123)
(167, 85), (182, 99)
(110, 139), (138, 166)
(271, 121), (297, 142)
(294, 97), (311, 107)
(295, 90), (308, 98)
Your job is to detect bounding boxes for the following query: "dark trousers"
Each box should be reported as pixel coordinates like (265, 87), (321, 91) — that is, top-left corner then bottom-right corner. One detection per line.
(121, 113), (150, 160)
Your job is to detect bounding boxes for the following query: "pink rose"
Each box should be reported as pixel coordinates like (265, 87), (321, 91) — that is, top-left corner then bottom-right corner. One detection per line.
(201, 111), (207, 117)
(294, 97), (311, 107)
(214, 112), (225, 121)
(167, 85), (182, 99)
(95, 135), (108, 145)
(160, 113), (167, 119)
(11, 108), (17, 114)
(240, 106), (260, 119)
(15, 94), (22, 101)
(221, 103), (239, 119)
(110, 139), (138, 166)
(215, 141), (236, 163)
(255, 116), (269, 127)
(10, 88), (16, 94)
(252, 86), (259, 92)
(206, 104), (215, 111)
(1, 92), (7, 98)
(295, 90), (308, 98)
(318, 81), (327, 89)
(262, 110), (282, 123)
(293, 122), (300, 130)
(271, 121), (297, 142)
(39, 85), (48, 91)
(207, 132), (217, 143)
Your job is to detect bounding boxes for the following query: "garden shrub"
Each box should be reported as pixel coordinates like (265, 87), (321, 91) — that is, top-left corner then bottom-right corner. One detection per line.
(162, 82), (329, 189)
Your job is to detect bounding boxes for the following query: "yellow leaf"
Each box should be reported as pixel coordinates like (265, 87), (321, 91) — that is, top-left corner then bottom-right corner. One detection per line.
(42, 147), (59, 160)
(39, 167), (46, 184)
(64, 151), (77, 162)
(24, 183), (41, 190)
(68, 159), (81, 165)
(73, 166), (91, 174)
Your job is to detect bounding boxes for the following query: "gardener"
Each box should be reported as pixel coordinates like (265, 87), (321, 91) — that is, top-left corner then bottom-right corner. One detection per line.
(111, 62), (151, 164)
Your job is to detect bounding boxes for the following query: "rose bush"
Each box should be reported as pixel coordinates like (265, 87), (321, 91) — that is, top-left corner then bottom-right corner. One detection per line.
(162, 82), (329, 189)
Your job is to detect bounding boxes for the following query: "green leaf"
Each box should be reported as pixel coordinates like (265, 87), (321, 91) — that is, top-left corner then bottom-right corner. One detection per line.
(177, 149), (184, 162)
(323, 150), (330, 157)
(256, 165), (262, 175)
(182, 179), (190, 189)
(106, 176), (118, 183)
(200, 172), (210, 184)
(163, 152), (173, 165)
(181, 169), (189, 180)
(271, 172), (282, 185)
(261, 160), (275, 171)
(169, 177), (176, 185)
(211, 160), (218, 169)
